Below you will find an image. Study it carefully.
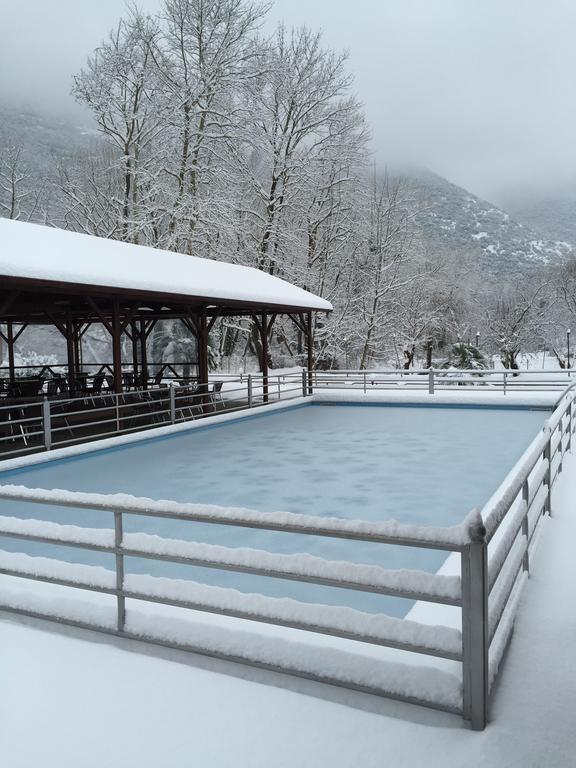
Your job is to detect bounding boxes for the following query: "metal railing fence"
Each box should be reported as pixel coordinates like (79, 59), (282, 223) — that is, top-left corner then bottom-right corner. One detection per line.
(0, 383), (573, 728)
(0, 374), (307, 459)
(307, 368), (575, 394)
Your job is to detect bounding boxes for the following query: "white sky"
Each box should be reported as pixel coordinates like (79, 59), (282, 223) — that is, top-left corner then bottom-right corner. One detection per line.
(1, 0), (575, 203)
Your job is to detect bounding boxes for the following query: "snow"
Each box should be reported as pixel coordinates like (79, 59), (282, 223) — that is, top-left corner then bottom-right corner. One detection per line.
(0, 548), (116, 589)
(124, 572), (462, 655)
(0, 482), (482, 548)
(0, 514), (114, 548)
(2, 451), (576, 765)
(122, 531), (462, 601)
(0, 218), (332, 311)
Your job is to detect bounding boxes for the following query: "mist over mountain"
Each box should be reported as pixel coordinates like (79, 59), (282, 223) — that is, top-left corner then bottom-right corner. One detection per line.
(0, 102), (95, 177)
(2, 102), (573, 286)
(400, 170), (573, 280)
(504, 196), (576, 248)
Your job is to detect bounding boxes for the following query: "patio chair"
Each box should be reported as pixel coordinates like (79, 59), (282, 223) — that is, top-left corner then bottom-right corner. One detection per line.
(211, 381), (225, 411)
(89, 372), (106, 407)
(175, 383), (203, 421)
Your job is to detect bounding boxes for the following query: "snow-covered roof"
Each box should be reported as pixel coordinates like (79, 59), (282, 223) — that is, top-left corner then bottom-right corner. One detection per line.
(0, 218), (332, 312)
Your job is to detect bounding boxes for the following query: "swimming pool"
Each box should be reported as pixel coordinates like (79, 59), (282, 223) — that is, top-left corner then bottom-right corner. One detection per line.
(0, 402), (548, 616)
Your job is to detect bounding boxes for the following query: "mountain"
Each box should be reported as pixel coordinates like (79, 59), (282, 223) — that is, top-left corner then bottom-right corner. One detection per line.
(1, 102), (572, 282)
(0, 102), (94, 177)
(504, 195), (576, 247)
(400, 169), (573, 280)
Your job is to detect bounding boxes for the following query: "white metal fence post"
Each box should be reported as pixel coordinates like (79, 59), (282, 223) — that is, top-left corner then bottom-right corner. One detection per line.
(169, 385), (176, 424)
(461, 523), (489, 731)
(428, 368), (435, 395)
(544, 434), (552, 515)
(114, 510), (125, 633)
(42, 397), (52, 451)
(503, 371), (507, 395)
(521, 479), (530, 573)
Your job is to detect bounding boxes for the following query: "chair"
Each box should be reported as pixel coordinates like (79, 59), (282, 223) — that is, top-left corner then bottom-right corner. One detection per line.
(211, 381), (225, 410)
(46, 378), (61, 398)
(176, 383), (202, 421)
(89, 372), (106, 407)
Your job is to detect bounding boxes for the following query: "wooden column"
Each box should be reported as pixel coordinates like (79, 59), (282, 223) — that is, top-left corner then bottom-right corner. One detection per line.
(139, 318), (148, 388)
(306, 312), (313, 394)
(111, 299), (123, 393)
(261, 312), (269, 403)
(130, 321), (139, 382)
(198, 311), (209, 386)
(65, 317), (77, 387)
(73, 321), (82, 374)
(7, 321), (15, 382)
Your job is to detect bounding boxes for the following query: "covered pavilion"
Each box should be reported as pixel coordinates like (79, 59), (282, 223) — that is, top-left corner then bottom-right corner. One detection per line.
(0, 219), (331, 400)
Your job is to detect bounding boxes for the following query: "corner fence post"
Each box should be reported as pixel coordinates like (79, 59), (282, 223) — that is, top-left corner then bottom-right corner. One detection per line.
(169, 385), (176, 424)
(461, 524), (489, 730)
(114, 510), (125, 633)
(247, 374), (253, 407)
(42, 397), (52, 451)
(428, 368), (435, 395)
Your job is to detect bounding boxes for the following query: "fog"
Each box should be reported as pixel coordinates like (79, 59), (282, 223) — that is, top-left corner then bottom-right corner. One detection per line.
(1, 0), (575, 203)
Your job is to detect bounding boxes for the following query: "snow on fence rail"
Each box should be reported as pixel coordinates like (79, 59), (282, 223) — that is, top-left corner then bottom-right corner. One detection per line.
(0, 382), (574, 729)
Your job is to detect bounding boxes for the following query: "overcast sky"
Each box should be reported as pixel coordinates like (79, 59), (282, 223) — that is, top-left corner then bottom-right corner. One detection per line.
(1, 0), (575, 204)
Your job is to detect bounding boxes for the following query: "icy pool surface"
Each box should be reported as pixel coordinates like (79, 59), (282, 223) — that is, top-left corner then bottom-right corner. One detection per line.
(0, 403), (548, 616)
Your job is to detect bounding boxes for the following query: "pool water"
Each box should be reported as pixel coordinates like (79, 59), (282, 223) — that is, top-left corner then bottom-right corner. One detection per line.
(0, 403), (547, 616)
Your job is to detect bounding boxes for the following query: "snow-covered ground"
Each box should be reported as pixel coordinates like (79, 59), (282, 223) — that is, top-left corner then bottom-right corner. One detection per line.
(1, 408), (575, 765)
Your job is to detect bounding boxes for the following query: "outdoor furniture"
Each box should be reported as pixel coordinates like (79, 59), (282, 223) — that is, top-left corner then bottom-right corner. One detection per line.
(211, 381), (225, 410)
(122, 372), (134, 391)
(8, 377), (44, 400)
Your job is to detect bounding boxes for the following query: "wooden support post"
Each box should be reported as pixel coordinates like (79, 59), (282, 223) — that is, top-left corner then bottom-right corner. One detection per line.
(65, 317), (76, 390)
(7, 320), (15, 382)
(198, 311), (209, 411)
(73, 321), (82, 375)
(112, 299), (123, 394)
(130, 320), (139, 382)
(261, 312), (269, 403)
(140, 318), (148, 388)
(306, 312), (313, 395)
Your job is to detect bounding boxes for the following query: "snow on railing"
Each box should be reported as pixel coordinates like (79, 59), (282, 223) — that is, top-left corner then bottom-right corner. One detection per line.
(0, 381), (573, 730)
